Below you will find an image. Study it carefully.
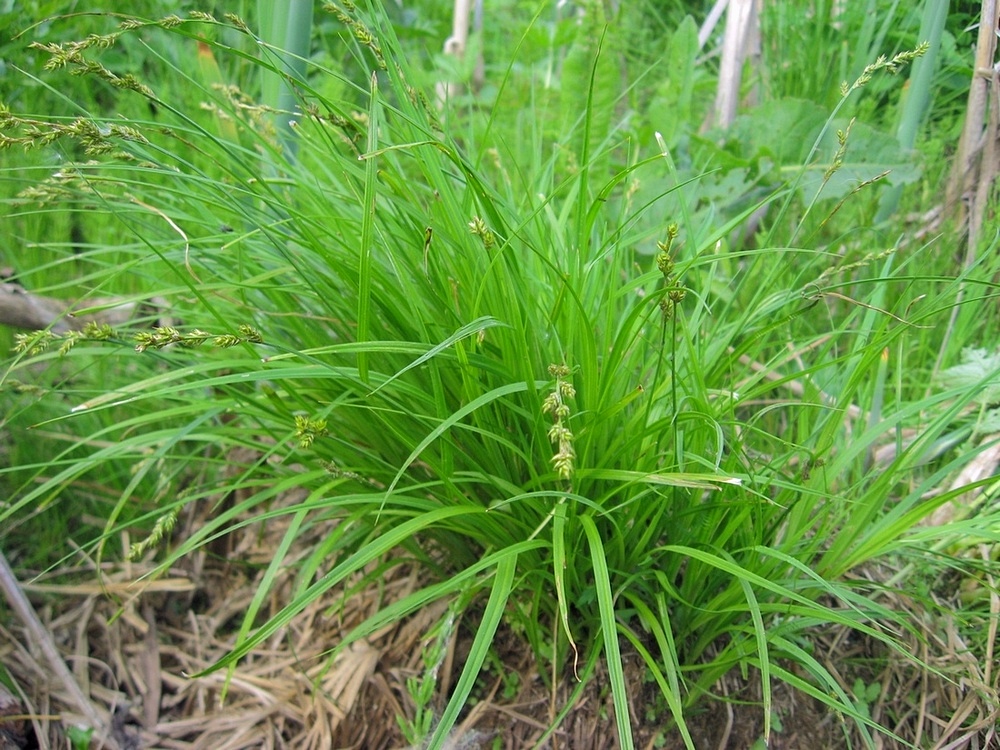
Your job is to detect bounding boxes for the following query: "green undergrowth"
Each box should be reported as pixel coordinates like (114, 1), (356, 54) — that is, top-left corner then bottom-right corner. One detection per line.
(2, 4), (999, 749)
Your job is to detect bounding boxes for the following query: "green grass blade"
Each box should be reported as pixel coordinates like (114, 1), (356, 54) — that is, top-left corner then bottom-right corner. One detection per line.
(426, 549), (518, 750)
(366, 316), (506, 396)
(552, 498), (579, 673)
(735, 570), (771, 743)
(222, 505), (308, 700)
(580, 515), (633, 750)
(875, 0), (948, 221)
(382, 380), (542, 499)
(331, 540), (546, 659)
(196, 504), (484, 674)
(357, 70), (380, 384)
(622, 595), (693, 749)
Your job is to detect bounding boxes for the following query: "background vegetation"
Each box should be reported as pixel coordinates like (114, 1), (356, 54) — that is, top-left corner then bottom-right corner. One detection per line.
(1, 1), (998, 748)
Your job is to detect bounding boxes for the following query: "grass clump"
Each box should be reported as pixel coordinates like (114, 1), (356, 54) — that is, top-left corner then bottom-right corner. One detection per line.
(2, 4), (1000, 748)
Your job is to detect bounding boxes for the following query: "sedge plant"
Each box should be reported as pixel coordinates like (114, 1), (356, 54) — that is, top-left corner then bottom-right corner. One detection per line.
(2, 4), (999, 749)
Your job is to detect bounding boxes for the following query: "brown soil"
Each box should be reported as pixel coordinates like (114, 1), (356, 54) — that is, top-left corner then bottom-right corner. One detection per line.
(2, 497), (998, 750)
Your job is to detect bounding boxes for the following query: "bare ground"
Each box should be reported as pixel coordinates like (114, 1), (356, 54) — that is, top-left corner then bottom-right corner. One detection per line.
(2, 495), (998, 750)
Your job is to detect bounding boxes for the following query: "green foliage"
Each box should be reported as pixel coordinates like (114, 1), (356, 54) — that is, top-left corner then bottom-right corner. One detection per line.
(641, 15), (702, 149)
(65, 725), (93, 750)
(2, 3), (999, 749)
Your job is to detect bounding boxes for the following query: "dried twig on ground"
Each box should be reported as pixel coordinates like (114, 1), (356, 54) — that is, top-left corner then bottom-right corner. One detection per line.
(0, 549), (118, 749)
(0, 281), (165, 333)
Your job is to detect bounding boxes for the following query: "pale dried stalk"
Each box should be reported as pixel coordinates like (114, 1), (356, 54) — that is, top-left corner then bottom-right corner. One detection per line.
(933, 0), (999, 390)
(436, 0), (472, 106)
(944, 0), (999, 236)
(711, 0), (761, 129)
(0, 282), (164, 333)
(0, 549), (118, 748)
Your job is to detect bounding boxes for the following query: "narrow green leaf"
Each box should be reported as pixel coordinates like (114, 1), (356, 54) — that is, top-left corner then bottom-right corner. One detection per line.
(382, 380), (542, 500)
(735, 574), (771, 742)
(580, 515), (633, 750)
(331, 540), (546, 659)
(195, 505), (483, 674)
(552, 498), (579, 675)
(366, 316), (506, 396)
(426, 550), (518, 750)
(222, 505), (308, 701)
(357, 70), (380, 384)
(623, 595), (693, 749)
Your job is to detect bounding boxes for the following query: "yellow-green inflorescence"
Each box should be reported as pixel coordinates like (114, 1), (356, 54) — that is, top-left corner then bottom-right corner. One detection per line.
(542, 364), (576, 481)
(323, 1), (387, 70)
(294, 415), (328, 448)
(133, 324), (263, 353)
(127, 506), (178, 561)
(468, 215), (495, 250)
(655, 223), (686, 321)
(13, 322), (113, 356)
(840, 43), (929, 97)
(15, 323), (264, 357)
